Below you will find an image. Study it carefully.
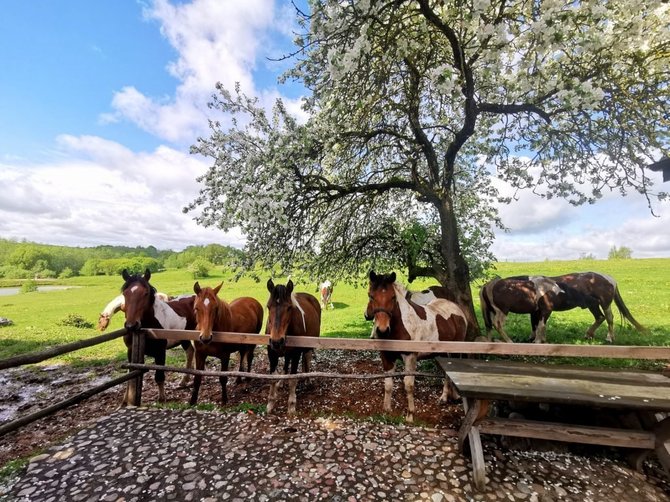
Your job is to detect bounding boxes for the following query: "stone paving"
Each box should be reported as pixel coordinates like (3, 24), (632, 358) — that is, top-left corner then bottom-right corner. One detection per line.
(2, 408), (669, 501)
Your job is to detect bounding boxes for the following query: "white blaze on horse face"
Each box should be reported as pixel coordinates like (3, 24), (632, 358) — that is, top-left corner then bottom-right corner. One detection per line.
(153, 299), (187, 330)
(529, 276), (562, 300)
(130, 285), (140, 293)
(203, 298), (211, 307)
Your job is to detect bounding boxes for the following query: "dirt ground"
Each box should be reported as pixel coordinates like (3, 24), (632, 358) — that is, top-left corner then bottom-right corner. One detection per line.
(1, 348), (668, 494)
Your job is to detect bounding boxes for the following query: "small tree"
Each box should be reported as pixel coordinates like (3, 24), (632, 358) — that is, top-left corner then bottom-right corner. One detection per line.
(608, 246), (633, 260)
(188, 259), (212, 279)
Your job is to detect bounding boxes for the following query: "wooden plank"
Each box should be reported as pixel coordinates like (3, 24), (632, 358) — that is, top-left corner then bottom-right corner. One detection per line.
(477, 418), (655, 449)
(436, 358), (670, 386)
(442, 372), (670, 411)
(148, 330), (670, 360)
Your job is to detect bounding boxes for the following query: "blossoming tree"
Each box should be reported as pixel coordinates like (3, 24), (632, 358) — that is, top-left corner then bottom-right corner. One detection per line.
(188, 0), (669, 337)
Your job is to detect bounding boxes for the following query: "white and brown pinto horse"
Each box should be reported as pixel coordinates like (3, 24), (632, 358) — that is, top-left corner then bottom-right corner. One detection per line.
(190, 282), (263, 405)
(480, 275), (601, 343)
(549, 272), (646, 342)
(120, 269), (196, 405)
(266, 279), (321, 415)
(319, 280), (334, 309)
(97, 292), (170, 331)
(364, 271), (467, 423)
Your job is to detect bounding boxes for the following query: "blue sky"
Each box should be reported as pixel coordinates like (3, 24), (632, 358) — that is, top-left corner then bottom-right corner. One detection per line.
(1, 0), (668, 261)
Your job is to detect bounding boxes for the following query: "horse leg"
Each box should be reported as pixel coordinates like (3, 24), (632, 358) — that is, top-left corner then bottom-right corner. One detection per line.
(287, 353), (302, 416)
(301, 349), (313, 373)
(493, 310), (513, 343)
(178, 341), (194, 388)
(266, 349), (280, 415)
(531, 312), (547, 344)
(189, 350), (207, 406)
(403, 353), (417, 424)
(586, 305), (607, 340)
(381, 353), (396, 414)
(219, 352), (231, 404)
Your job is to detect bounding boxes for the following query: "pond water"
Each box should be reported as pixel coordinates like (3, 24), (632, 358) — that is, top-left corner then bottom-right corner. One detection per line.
(0, 286), (76, 296)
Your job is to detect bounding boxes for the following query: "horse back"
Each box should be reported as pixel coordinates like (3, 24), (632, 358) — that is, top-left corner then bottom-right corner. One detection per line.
(228, 296), (264, 334)
(429, 298), (467, 342)
(291, 293), (321, 338)
(550, 272), (615, 304)
(167, 295), (197, 329)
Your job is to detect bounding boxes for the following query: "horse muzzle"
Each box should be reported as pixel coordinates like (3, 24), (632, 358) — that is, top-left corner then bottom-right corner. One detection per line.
(198, 333), (213, 344)
(124, 320), (141, 332)
(269, 337), (286, 354)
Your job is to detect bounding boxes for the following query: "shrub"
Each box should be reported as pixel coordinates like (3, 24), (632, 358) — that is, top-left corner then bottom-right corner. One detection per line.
(20, 280), (38, 293)
(58, 313), (94, 329)
(608, 245), (632, 260)
(59, 267), (74, 279)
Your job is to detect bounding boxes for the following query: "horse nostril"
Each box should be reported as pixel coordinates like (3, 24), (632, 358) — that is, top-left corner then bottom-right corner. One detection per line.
(199, 334), (211, 344)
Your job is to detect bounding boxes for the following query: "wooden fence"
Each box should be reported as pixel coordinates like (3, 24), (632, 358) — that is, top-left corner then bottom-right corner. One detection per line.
(1, 327), (669, 438)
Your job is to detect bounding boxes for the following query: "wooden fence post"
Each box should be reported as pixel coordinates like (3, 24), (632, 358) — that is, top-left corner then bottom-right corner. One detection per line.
(126, 330), (145, 406)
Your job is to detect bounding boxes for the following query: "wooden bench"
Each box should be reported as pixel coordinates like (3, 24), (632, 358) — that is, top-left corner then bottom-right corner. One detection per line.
(436, 357), (670, 490)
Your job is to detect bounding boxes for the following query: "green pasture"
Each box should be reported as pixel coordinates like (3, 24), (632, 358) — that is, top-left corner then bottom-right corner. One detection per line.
(0, 259), (668, 369)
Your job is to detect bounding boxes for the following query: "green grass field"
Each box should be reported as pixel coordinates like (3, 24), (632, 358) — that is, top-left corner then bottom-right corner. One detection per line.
(0, 259), (668, 368)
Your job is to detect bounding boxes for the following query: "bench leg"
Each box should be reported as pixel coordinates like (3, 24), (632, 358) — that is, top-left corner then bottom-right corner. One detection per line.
(654, 417), (670, 476)
(458, 397), (488, 490)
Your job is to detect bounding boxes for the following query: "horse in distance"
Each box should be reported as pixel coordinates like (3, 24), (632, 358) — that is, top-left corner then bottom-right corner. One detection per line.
(266, 279), (321, 415)
(549, 271), (646, 343)
(479, 275), (602, 343)
(319, 280), (334, 309)
(364, 271), (467, 423)
(190, 281), (263, 405)
(120, 269), (196, 405)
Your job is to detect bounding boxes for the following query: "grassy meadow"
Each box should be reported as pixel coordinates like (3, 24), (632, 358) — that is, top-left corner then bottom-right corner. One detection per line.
(0, 258), (668, 369)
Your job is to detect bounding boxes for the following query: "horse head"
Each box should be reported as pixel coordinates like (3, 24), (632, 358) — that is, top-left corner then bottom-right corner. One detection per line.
(193, 281), (224, 343)
(365, 270), (397, 338)
(266, 278), (295, 354)
(121, 268), (155, 331)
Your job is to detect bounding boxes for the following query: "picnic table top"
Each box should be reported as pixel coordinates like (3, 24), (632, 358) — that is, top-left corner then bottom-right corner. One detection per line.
(436, 357), (670, 412)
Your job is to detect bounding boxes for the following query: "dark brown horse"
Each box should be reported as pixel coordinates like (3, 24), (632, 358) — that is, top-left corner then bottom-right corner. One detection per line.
(266, 279), (321, 415)
(550, 272), (646, 342)
(190, 282), (263, 405)
(120, 269), (196, 405)
(364, 271), (467, 423)
(479, 275), (601, 343)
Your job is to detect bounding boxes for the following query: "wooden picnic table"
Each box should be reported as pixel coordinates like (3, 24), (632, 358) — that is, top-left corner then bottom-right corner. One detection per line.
(436, 357), (670, 490)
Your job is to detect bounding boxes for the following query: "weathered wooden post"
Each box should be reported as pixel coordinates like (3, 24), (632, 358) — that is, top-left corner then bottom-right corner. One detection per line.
(126, 329), (146, 406)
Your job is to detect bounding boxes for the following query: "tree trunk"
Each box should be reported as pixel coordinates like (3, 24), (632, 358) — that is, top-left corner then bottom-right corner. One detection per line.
(437, 197), (481, 340)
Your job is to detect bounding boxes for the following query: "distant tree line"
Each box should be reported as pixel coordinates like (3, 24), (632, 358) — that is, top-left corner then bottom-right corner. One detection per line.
(0, 239), (244, 279)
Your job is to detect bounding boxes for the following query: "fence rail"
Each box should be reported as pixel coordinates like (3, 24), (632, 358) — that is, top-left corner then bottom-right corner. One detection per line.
(1, 326), (669, 439)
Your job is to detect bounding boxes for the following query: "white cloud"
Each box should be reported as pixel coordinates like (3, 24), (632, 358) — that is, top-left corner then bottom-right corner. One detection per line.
(104, 0), (279, 144)
(0, 136), (244, 251)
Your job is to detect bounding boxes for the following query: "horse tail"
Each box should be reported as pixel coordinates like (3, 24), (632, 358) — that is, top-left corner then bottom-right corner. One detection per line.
(479, 283), (493, 332)
(613, 285), (647, 333)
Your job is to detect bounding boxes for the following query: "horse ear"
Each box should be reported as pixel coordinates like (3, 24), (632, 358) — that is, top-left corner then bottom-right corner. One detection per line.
(122, 269), (130, 281)
(144, 268), (151, 281)
(287, 280), (294, 294)
(214, 282), (223, 295)
(390, 272), (396, 282)
(369, 270), (376, 281)
(267, 279), (275, 293)
(194, 282), (201, 294)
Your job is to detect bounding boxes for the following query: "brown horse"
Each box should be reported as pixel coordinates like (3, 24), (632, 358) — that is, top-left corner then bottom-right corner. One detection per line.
(266, 279), (321, 415)
(98, 292), (170, 331)
(120, 269), (196, 405)
(364, 271), (467, 423)
(479, 275), (602, 343)
(549, 272), (646, 342)
(190, 282), (263, 405)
